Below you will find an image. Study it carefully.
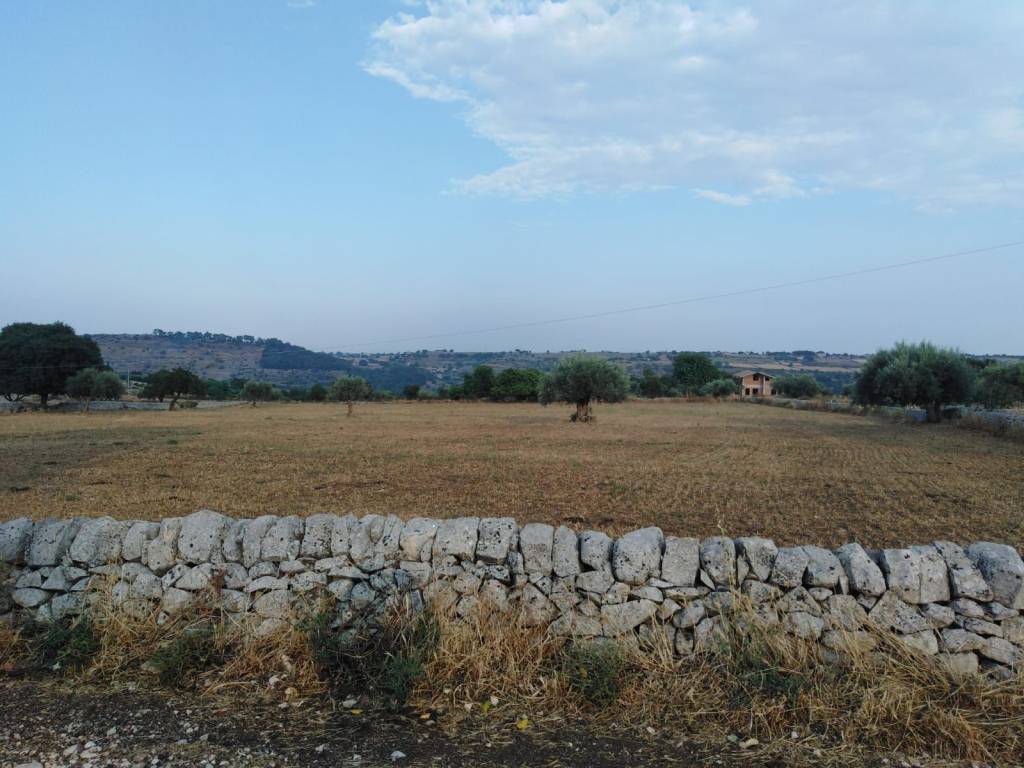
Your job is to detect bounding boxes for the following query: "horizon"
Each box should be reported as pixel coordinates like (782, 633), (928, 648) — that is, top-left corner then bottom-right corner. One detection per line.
(2, 1), (1023, 353)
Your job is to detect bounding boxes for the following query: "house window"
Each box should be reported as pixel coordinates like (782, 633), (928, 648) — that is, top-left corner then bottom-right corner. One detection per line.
(745, 388), (751, 395)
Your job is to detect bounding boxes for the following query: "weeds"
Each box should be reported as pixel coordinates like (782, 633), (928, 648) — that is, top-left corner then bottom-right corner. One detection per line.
(28, 615), (99, 672)
(149, 626), (221, 687)
(559, 640), (630, 707)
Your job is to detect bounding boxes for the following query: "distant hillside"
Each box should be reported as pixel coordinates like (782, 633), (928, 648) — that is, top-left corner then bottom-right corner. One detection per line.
(90, 332), (431, 392)
(90, 331), (886, 393)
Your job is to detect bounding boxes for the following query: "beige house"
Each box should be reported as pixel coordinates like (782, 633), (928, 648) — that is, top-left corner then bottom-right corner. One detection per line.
(738, 371), (776, 397)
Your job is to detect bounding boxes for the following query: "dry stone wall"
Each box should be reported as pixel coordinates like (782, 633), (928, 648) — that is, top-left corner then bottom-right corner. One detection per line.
(2, 512), (1023, 679)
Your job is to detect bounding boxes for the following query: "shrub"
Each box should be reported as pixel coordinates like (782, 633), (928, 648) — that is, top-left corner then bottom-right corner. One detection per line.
(491, 367), (544, 401)
(309, 382), (328, 402)
(560, 640), (631, 707)
(29, 615), (99, 672)
(149, 626), (221, 687)
(773, 374), (825, 399)
(974, 362), (1024, 409)
(299, 608), (440, 710)
(240, 380), (279, 404)
(699, 377), (739, 398)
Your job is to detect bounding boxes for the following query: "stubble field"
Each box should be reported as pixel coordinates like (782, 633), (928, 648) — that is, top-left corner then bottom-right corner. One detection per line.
(1, 400), (1022, 548)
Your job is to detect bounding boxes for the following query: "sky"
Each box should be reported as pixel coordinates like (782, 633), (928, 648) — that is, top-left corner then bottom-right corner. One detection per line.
(1, 0), (1022, 355)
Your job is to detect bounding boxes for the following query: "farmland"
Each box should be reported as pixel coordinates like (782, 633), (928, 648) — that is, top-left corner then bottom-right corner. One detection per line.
(2, 400), (1022, 549)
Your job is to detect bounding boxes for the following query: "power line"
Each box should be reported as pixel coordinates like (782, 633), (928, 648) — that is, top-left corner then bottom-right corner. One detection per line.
(336, 240), (1024, 349)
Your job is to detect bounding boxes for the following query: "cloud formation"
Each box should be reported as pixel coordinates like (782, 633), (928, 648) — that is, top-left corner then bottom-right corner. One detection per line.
(366, 1), (1024, 208)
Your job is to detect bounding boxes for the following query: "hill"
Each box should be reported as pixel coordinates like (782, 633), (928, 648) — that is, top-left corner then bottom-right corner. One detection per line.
(89, 330), (882, 393)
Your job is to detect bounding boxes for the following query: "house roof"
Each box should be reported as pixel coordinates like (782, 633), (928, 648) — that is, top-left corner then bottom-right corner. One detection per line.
(736, 370), (774, 379)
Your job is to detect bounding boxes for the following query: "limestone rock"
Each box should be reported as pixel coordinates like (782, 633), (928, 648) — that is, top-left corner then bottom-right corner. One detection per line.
(779, 586), (822, 617)
(122, 522), (160, 562)
(660, 536), (699, 587)
(612, 527), (663, 585)
(520, 583), (557, 626)
(981, 637), (1020, 666)
(242, 516), (278, 567)
(519, 523), (555, 575)
(69, 517), (127, 566)
(433, 517), (480, 562)
(802, 546), (844, 589)
(601, 599), (658, 636)
(835, 543), (885, 596)
(476, 517), (516, 564)
(784, 611), (824, 640)
(700, 537), (736, 587)
(300, 514), (336, 559)
(575, 569), (614, 594)
(770, 547), (809, 588)
(921, 603), (955, 628)
(144, 518), (182, 575)
(899, 630), (939, 655)
(941, 628), (986, 653)
(579, 531), (613, 571)
(330, 514), (358, 557)
(161, 587), (194, 616)
(827, 594), (867, 631)
(933, 540), (992, 601)
(261, 516), (304, 563)
(550, 612), (602, 637)
(869, 591), (931, 634)
(938, 652), (979, 676)
(253, 590), (293, 619)
(176, 564), (214, 591)
(0, 518), (33, 564)
(736, 537), (777, 582)
(672, 601), (706, 629)
(1002, 616), (1024, 644)
(27, 518), (81, 567)
(221, 518), (247, 563)
(13, 588), (49, 608)
(909, 545), (951, 603)
(178, 510), (231, 564)
(965, 542), (1024, 609)
(552, 526), (581, 577)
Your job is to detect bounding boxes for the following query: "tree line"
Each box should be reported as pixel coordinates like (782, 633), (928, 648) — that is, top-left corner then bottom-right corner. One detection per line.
(2, 323), (1022, 422)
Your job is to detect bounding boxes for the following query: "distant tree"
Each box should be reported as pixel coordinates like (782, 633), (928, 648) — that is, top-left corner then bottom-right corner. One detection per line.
(241, 380), (278, 405)
(141, 368), (207, 410)
(698, 378), (739, 398)
(65, 368), (125, 413)
(774, 374), (825, 399)
(309, 382), (328, 403)
(462, 365), (496, 399)
(540, 354), (629, 422)
(634, 367), (675, 398)
(491, 368), (544, 401)
(853, 341), (976, 422)
(402, 384), (422, 400)
(671, 352), (726, 394)
(331, 375), (372, 416)
(0, 322), (104, 407)
(974, 362), (1024, 409)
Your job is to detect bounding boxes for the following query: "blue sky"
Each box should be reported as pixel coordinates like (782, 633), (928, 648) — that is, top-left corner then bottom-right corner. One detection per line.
(1, 1), (1022, 354)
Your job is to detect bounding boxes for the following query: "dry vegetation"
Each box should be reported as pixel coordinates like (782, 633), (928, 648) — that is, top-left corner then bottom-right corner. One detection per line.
(2, 400), (1023, 548)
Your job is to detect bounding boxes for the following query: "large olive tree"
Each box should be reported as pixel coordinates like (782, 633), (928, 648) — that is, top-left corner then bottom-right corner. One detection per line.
(0, 322), (103, 407)
(540, 354), (629, 422)
(853, 341), (975, 422)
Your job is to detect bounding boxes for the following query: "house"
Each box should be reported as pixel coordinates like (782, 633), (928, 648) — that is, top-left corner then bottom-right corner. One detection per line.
(738, 371), (777, 397)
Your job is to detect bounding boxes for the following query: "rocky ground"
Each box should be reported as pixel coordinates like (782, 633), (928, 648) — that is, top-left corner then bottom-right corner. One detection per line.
(0, 678), (765, 768)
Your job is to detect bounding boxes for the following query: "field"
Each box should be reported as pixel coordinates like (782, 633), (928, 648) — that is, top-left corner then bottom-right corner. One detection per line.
(1, 400), (1022, 548)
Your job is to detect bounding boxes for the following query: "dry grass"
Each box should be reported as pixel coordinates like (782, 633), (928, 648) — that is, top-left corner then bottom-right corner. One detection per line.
(414, 605), (1024, 765)
(2, 400), (1023, 547)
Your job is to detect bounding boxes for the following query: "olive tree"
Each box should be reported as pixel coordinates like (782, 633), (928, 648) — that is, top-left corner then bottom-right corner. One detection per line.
(773, 374), (825, 399)
(0, 322), (103, 407)
(65, 368), (124, 413)
(540, 354), (629, 422)
(331, 375), (372, 415)
(853, 341), (975, 422)
(241, 380), (278, 406)
(141, 368), (207, 410)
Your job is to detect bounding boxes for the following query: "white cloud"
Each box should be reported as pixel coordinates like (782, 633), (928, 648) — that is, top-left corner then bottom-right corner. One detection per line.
(365, 1), (1024, 208)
